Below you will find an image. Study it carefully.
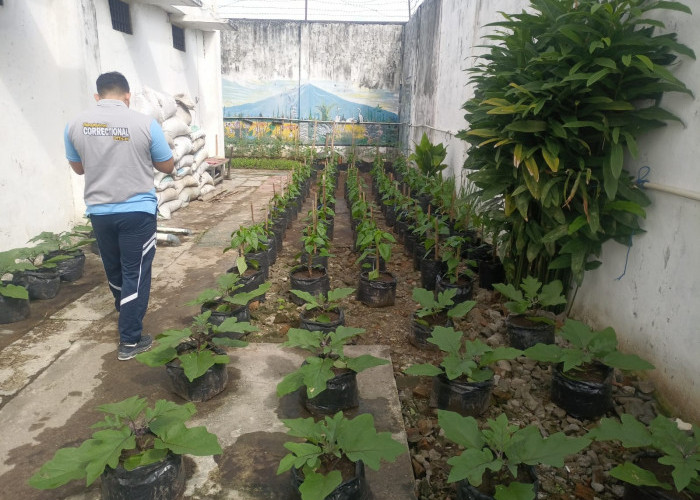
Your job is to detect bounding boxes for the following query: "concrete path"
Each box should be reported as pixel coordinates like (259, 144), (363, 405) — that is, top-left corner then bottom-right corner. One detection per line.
(0, 170), (414, 499)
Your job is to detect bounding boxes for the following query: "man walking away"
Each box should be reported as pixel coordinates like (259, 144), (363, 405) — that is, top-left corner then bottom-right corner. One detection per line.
(64, 71), (174, 360)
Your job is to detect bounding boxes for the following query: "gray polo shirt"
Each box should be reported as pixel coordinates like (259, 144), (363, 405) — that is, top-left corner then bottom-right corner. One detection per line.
(65, 100), (172, 207)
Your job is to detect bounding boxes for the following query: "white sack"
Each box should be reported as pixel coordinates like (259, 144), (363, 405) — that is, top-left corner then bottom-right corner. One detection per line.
(131, 93), (160, 122)
(190, 129), (206, 141)
(178, 186), (201, 203)
(191, 137), (205, 153)
(158, 199), (183, 219)
(173, 136), (193, 157)
(162, 117), (190, 138)
(175, 104), (192, 126)
(174, 93), (196, 110)
(156, 187), (178, 205)
(200, 172), (214, 186)
(176, 154), (194, 170)
(156, 92), (177, 121)
(200, 184), (216, 197)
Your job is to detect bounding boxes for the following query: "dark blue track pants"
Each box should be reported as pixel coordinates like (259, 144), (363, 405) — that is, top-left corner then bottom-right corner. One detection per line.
(90, 212), (157, 344)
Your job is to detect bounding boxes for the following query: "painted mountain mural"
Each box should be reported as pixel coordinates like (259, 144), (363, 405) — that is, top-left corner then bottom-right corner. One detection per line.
(223, 83), (399, 123)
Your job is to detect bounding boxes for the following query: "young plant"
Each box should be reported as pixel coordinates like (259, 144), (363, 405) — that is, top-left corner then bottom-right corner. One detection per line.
(355, 221), (395, 279)
(440, 235), (476, 284)
(276, 326), (388, 399)
(0, 248), (34, 300)
(186, 272), (270, 313)
(289, 287), (355, 323)
(136, 311), (256, 382)
(409, 132), (447, 178)
(412, 287), (475, 327)
(493, 275), (567, 320)
(587, 413), (700, 495)
(277, 411), (406, 500)
(439, 411), (590, 500)
(28, 396), (221, 490)
(525, 319), (655, 373)
(405, 326), (521, 382)
(226, 223), (269, 256)
(28, 227), (95, 255)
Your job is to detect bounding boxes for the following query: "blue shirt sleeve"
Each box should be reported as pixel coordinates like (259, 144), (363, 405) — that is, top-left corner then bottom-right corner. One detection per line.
(64, 124), (81, 162)
(150, 120), (174, 162)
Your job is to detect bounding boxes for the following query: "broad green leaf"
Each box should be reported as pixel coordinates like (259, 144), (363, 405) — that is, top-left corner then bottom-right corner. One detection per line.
(427, 326), (463, 355)
(508, 427), (590, 467)
(338, 413), (405, 470)
(609, 462), (670, 488)
(524, 343), (565, 363)
(298, 470), (343, 500)
(412, 287), (437, 308)
(147, 400), (196, 435)
(122, 448), (168, 471)
(448, 300), (476, 319)
(282, 328), (323, 351)
(326, 287), (355, 302)
(587, 68), (611, 86)
(493, 283), (523, 303)
(601, 351), (655, 371)
(277, 369), (306, 396)
(179, 350), (228, 382)
(216, 317), (258, 335)
(135, 345), (178, 367)
(494, 481), (536, 500)
(467, 128), (499, 138)
(0, 283), (29, 299)
(437, 411), (482, 450)
(587, 414), (652, 447)
(404, 363), (443, 377)
(442, 355), (477, 380)
(154, 423), (222, 456)
(658, 454), (700, 491)
(539, 280), (567, 307)
(446, 448), (497, 485)
(636, 54), (655, 71)
(605, 200), (646, 217)
(282, 416), (324, 442)
(594, 57), (617, 70)
(345, 354), (388, 373)
(97, 396), (148, 421)
(277, 442), (322, 473)
(480, 347), (523, 367)
(290, 289), (320, 306)
(300, 357), (336, 398)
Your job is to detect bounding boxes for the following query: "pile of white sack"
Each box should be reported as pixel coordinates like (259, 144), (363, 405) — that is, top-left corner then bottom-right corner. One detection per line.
(131, 87), (217, 219)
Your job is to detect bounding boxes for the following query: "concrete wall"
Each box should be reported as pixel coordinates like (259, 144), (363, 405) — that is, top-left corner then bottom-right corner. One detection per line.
(402, 0), (700, 422)
(0, 0), (225, 251)
(400, 0), (526, 189)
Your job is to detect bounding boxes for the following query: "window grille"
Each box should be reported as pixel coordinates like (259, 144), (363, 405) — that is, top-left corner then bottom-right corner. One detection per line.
(109, 0), (132, 35)
(172, 25), (186, 52)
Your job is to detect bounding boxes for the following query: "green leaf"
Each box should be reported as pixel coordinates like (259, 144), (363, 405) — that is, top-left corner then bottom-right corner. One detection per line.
(587, 68), (612, 86)
(153, 423), (222, 456)
(494, 482), (536, 500)
(282, 328), (323, 351)
(636, 54), (655, 71)
(147, 400), (196, 435)
(277, 442), (322, 473)
(338, 413), (405, 470)
(658, 454), (700, 492)
(135, 346), (178, 367)
(298, 470), (343, 500)
(447, 300), (476, 319)
(326, 287), (355, 303)
(0, 283), (29, 299)
(524, 343), (565, 364)
(345, 354), (389, 373)
(601, 351), (655, 371)
(610, 143), (624, 180)
(508, 427), (590, 467)
(300, 357), (337, 399)
(404, 363), (443, 377)
(505, 121), (547, 133)
(587, 414), (653, 448)
(446, 448), (498, 485)
(277, 369), (306, 397)
(438, 410), (484, 450)
(122, 448), (168, 471)
(412, 287), (437, 308)
(179, 350), (228, 382)
(427, 326), (463, 355)
(609, 462), (670, 488)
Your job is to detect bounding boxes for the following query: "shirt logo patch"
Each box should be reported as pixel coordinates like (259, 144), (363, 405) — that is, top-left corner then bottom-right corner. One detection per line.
(82, 122), (130, 141)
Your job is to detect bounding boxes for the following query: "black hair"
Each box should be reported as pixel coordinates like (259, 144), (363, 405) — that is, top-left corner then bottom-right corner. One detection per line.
(96, 72), (130, 96)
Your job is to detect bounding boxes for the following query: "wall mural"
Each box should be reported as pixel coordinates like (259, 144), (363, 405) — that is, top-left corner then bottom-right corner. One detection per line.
(223, 79), (399, 147)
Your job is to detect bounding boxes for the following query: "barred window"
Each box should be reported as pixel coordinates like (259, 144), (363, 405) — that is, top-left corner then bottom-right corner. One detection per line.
(109, 0), (132, 35)
(172, 25), (185, 52)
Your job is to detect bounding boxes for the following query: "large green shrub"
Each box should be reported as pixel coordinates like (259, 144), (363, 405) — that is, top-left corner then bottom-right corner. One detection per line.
(460, 0), (694, 286)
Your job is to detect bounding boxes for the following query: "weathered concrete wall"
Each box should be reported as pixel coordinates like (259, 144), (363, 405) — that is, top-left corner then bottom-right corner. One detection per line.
(222, 21), (402, 92)
(400, 0), (526, 188)
(402, 0), (700, 422)
(0, 0), (225, 250)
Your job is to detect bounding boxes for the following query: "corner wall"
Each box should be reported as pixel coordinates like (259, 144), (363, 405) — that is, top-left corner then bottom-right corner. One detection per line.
(402, 0), (700, 422)
(0, 0), (224, 251)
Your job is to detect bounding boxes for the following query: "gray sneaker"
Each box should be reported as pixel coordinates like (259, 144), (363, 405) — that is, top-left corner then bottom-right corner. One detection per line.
(117, 335), (153, 361)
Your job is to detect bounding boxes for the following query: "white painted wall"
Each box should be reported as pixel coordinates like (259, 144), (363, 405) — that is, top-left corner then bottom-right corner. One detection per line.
(0, 0), (225, 251)
(402, 0), (700, 422)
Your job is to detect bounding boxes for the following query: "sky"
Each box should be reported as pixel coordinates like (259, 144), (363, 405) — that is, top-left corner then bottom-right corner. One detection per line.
(212, 0), (426, 22)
